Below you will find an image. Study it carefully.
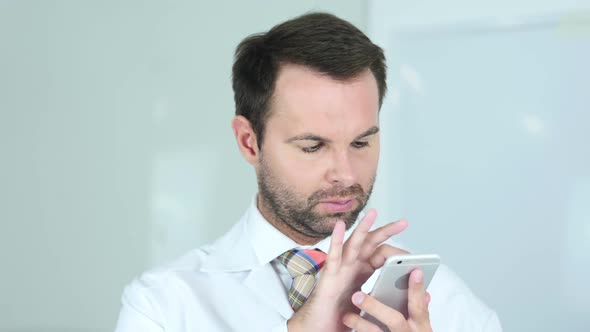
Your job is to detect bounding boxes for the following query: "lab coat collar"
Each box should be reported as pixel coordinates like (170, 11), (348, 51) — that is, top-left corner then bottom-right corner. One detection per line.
(200, 195), (335, 273)
(199, 202), (295, 319)
(198, 214), (258, 273)
(199, 195), (321, 320)
(198, 195), (369, 320)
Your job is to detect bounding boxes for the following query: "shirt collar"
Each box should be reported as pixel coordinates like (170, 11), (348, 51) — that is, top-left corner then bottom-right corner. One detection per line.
(201, 195), (357, 272)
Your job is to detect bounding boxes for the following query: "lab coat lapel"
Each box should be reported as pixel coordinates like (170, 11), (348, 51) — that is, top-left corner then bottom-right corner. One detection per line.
(200, 216), (258, 272)
(243, 263), (293, 320)
(200, 212), (293, 320)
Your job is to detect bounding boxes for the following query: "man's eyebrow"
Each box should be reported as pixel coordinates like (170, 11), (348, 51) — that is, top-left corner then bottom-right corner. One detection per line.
(285, 126), (380, 144)
(286, 134), (331, 144)
(354, 126), (379, 140)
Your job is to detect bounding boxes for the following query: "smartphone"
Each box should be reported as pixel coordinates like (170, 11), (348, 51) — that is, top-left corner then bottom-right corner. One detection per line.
(360, 254), (440, 330)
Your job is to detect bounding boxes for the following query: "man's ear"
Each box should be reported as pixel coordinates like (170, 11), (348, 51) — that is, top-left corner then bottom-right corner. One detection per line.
(231, 116), (260, 165)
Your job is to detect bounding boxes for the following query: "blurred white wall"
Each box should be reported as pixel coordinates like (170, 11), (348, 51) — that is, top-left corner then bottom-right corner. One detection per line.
(0, 1), (366, 331)
(369, 0), (590, 331)
(4, 1), (588, 331)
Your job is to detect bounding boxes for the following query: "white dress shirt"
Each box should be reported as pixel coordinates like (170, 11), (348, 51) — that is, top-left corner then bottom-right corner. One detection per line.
(115, 198), (502, 332)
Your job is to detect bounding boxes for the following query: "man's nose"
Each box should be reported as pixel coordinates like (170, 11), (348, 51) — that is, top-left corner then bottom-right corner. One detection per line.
(325, 150), (357, 187)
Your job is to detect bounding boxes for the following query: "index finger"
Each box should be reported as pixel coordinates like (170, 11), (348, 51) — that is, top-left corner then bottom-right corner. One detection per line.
(342, 209), (377, 263)
(324, 220), (346, 273)
(359, 219), (408, 260)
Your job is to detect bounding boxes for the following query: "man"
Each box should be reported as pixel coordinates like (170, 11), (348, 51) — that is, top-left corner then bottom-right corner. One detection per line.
(115, 13), (502, 332)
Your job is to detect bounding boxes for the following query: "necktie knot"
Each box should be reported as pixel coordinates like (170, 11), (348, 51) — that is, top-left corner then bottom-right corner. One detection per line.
(278, 248), (326, 311)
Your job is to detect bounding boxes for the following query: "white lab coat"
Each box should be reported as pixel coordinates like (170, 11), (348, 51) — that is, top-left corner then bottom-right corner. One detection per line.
(115, 200), (502, 332)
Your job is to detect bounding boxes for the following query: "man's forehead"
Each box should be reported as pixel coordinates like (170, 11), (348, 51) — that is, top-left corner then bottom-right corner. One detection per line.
(266, 103), (379, 137)
(267, 64), (380, 138)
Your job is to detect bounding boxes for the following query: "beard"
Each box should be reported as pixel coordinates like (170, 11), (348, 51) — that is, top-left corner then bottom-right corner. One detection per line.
(257, 156), (375, 240)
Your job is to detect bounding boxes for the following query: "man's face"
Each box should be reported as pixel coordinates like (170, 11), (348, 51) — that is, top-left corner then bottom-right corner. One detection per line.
(256, 64), (380, 243)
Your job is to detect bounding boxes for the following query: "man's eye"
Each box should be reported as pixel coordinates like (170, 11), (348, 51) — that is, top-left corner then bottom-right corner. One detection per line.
(302, 143), (323, 153)
(352, 141), (369, 149)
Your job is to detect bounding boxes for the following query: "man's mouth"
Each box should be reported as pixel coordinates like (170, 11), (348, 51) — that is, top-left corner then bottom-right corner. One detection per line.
(317, 197), (355, 213)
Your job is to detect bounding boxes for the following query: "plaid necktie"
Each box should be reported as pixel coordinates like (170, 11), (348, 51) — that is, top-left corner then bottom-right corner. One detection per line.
(278, 248), (327, 312)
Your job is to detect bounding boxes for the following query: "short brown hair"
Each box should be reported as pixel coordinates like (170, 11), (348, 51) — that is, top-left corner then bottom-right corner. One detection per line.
(232, 12), (387, 149)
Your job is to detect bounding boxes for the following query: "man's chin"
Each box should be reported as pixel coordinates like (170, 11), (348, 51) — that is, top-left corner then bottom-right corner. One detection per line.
(316, 213), (358, 231)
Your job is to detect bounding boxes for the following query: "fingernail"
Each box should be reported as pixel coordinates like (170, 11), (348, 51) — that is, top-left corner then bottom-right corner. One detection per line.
(352, 292), (365, 305)
(413, 269), (423, 283)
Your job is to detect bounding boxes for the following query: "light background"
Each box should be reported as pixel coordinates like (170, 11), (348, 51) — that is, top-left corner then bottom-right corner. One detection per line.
(1, 1), (588, 331)
(368, 1), (589, 331)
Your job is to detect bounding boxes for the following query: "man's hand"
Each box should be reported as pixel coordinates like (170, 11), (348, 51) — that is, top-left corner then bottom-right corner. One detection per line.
(287, 209), (409, 332)
(342, 269), (433, 332)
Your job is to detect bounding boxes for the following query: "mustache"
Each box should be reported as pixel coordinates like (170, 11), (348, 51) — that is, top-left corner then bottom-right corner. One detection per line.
(307, 184), (366, 204)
